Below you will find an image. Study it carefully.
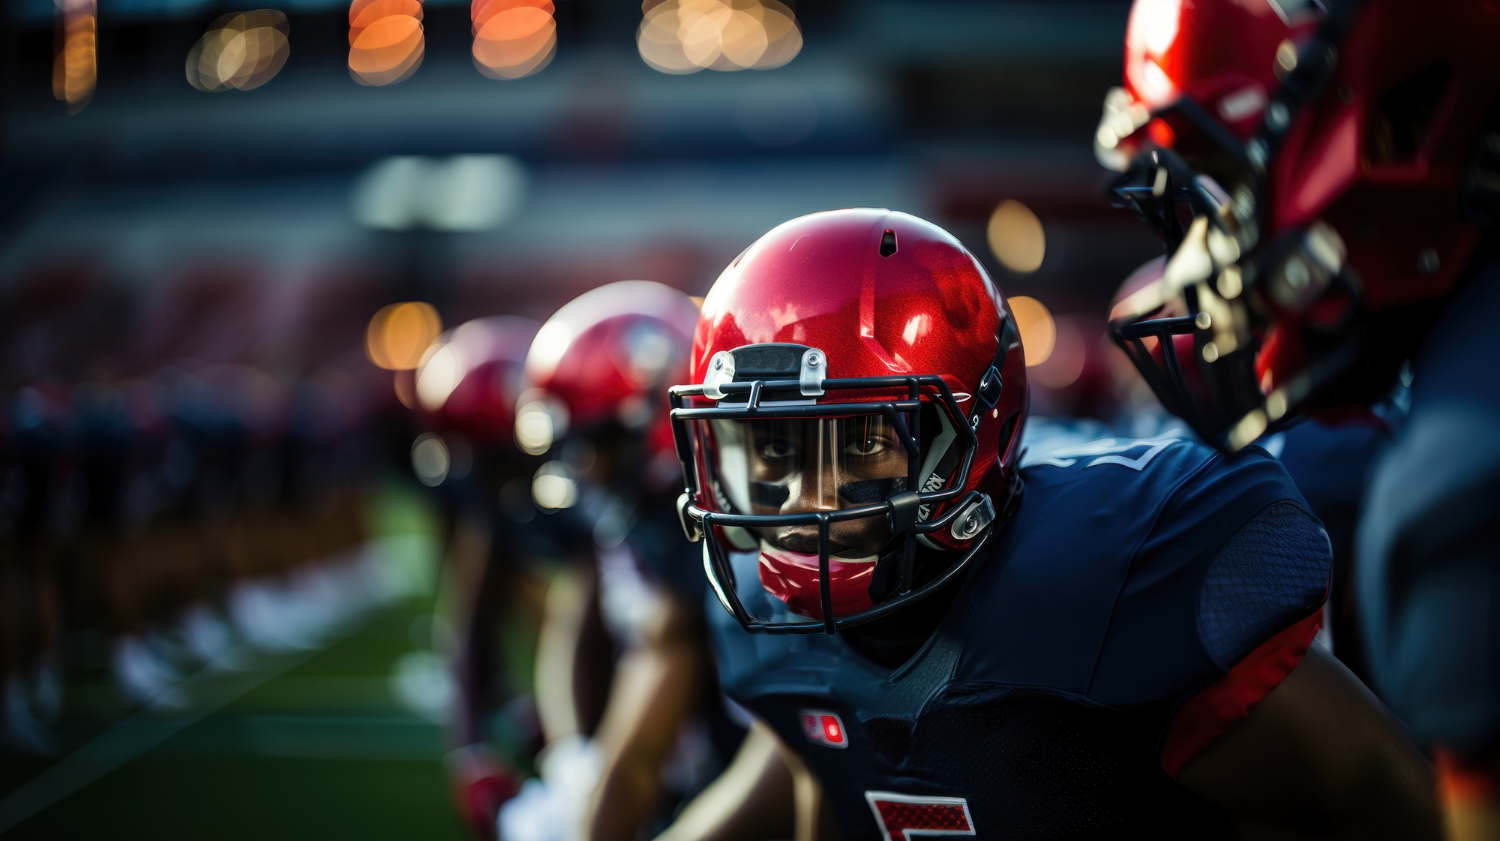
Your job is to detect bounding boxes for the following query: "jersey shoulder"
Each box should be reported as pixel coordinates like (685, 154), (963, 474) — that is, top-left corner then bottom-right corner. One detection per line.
(955, 428), (1327, 707)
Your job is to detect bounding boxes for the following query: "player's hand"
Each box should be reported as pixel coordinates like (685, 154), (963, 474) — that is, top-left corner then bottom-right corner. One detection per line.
(496, 735), (602, 841)
(446, 743), (522, 839)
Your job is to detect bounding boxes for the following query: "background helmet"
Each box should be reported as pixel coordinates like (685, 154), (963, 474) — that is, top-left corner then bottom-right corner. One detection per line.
(518, 280), (699, 497)
(671, 209), (1027, 634)
(1099, 0), (1500, 450)
(414, 315), (540, 447)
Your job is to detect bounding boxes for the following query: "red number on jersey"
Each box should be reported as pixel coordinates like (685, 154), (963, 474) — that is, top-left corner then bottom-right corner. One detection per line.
(864, 791), (976, 841)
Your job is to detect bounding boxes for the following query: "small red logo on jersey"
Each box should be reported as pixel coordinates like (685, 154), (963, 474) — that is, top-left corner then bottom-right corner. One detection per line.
(865, 791), (975, 841)
(799, 709), (848, 749)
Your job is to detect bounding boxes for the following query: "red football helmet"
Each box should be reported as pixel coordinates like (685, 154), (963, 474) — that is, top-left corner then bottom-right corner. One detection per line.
(519, 280), (699, 495)
(1099, 0), (1500, 450)
(414, 315), (540, 446)
(671, 209), (1027, 634)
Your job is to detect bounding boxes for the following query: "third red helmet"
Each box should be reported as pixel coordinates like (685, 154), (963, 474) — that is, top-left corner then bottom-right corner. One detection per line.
(1100, 0), (1500, 449)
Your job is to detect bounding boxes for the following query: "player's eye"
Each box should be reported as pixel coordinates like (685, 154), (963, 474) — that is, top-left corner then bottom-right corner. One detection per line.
(844, 437), (891, 457)
(757, 439), (797, 460)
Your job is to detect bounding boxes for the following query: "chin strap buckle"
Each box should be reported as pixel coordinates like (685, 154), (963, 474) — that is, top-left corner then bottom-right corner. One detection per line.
(950, 494), (996, 541)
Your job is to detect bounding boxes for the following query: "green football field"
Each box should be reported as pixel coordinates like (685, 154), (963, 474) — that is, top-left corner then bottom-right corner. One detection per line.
(0, 487), (477, 840)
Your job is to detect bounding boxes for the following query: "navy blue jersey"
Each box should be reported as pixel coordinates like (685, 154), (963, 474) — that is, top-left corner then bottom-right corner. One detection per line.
(626, 501), (705, 606)
(708, 433), (1330, 840)
(1359, 263), (1500, 754)
(1043, 411), (1388, 679)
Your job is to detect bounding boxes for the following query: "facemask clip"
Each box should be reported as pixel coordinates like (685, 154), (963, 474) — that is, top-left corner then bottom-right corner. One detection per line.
(950, 494), (996, 541)
(703, 351), (735, 400)
(799, 348), (826, 397)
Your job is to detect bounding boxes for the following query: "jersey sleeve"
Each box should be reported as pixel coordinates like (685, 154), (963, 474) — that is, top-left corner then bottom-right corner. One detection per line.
(1083, 450), (1331, 774)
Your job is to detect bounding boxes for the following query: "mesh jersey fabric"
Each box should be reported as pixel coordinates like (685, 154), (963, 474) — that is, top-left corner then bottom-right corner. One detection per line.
(1198, 499), (1331, 669)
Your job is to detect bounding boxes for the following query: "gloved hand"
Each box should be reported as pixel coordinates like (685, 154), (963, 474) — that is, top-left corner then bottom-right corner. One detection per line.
(446, 743), (523, 839)
(496, 735), (602, 841)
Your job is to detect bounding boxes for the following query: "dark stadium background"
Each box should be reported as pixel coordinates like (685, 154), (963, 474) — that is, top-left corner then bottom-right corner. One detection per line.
(0, 1), (1162, 836)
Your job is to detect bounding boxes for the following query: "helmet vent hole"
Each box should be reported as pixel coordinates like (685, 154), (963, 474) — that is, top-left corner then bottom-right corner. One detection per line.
(879, 229), (898, 257)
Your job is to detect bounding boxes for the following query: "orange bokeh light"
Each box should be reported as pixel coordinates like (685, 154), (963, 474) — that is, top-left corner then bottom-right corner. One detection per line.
(1008, 296), (1057, 368)
(472, 0), (553, 31)
(53, 0), (96, 113)
(366, 302), (443, 371)
(472, 0), (557, 80)
(636, 0), (801, 75)
(349, 0), (424, 86)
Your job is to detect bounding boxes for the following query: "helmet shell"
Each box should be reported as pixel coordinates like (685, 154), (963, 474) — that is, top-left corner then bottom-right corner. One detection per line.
(524, 281), (699, 482)
(1122, 0), (1500, 315)
(692, 208), (1028, 543)
(416, 315), (539, 445)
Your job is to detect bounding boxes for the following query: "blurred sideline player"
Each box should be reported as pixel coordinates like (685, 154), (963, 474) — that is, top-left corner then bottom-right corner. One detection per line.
(656, 209), (1437, 840)
(1099, 0), (1500, 836)
(498, 281), (732, 841)
(407, 316), (547, 837)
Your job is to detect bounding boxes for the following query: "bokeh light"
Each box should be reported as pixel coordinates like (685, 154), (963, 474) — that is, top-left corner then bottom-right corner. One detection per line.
(1032, 315), (1087, 389)
(987, 200), (1046, 275)
(514, 402), (555, 455)
(366, 302), (442, 370)
(411, 432), (450, 486)
(52, 0), (96, 113)
(472, 0), (557, 80)
(515, 393), (568, 456)
(637, 0), (801, 75)
(351, 155), (529, 231)
(532, 461), (578, 509)
(349, 0), (424, 86)
(1008, 295), (1056, 368)
(186, 10), (291, 93)
(415, 344), (461, 411)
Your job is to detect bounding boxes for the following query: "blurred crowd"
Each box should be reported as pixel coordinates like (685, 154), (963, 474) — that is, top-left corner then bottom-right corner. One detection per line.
(0, 266), (396, 749)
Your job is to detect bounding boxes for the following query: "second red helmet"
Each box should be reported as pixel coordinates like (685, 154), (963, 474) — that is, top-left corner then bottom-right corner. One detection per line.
(518, 280), (700, 495)
(671, 209), (1027, 634)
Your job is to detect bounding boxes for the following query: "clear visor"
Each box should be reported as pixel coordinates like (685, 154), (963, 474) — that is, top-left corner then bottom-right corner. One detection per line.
(687, 411), (943, 628)
(703, 414), (912, 551)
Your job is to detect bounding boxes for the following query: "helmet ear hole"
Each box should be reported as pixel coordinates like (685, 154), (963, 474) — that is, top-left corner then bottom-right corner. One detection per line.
(1368, 62), (1453, 164)
(879, 229), (898, 257)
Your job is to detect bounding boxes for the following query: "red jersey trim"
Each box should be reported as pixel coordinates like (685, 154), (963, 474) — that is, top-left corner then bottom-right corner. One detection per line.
(1435, 747), (1500, 806)
(1160, 610), (1323, 779)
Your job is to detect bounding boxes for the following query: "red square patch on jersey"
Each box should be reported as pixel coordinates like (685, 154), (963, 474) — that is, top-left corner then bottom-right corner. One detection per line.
(799, 709), (848, 748)
(864, 791), (975, 841)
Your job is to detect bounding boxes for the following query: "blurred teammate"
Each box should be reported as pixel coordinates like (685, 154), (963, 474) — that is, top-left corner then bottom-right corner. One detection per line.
(1098, 1), (1500, 835)
(498, 281), (727, 841)
(1108, 257), (1393, 681)
(406, 315), (545, 837)
(657, 209), (1437, 840)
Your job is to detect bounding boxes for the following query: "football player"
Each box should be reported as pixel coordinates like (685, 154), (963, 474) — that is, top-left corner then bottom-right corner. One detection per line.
(499, 281), (729, 841)
(1097, 1), (1500, 835)
(656, 209), (1438, 840)
(1109, 257), (1395, 682)
(410, 316), (542, 838)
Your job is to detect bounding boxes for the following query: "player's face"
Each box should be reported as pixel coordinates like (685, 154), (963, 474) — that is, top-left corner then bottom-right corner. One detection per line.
(726, 415), (908, 558)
